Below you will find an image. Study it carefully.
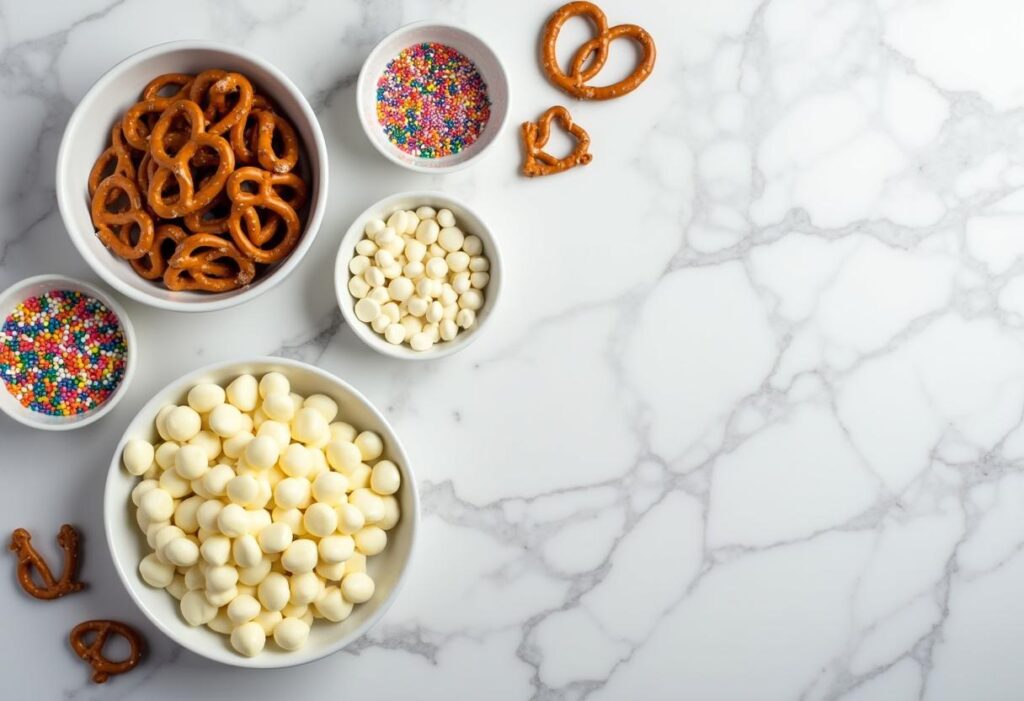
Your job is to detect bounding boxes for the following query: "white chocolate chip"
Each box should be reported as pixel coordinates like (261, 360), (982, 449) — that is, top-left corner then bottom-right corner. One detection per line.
(273, 617), (310, 650)
(410, 333), (432, 351)
(123, 440), (155, 476)
(217, 504), (250, 538)
(438, 227), (464, 252)
(415, 219), (439, 244)
(425, 257), (448, 280)
(230, 621), (266, 657)
(289, 571), (323, 606)
(384, 323), (406, 345)
(436, 208), (455, 228)
(258, 372), (290, 399)
(165, 406), (201, 442)
(201, 535), (231, 566)
(303, 502), (338, 537)
(226, 375), (259, 412)
(370, 460), (401, 495)
(140, 488), (175, 522)
(354, 298), (381, 323)
(181, 589), (218, 626)
(281, 539), (318, 573)
(341, 572), (375, 604)
(188, 383), (225, 413)
(462, 234), (482, 255)
(175, 444), (209, 480)
(227, 594), (261, 625)
(140, 553), (175, 587)
(348, 275), (370, 299)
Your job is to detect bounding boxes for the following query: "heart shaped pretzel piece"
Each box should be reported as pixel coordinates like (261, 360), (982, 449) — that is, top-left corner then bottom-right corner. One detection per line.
(541, 1), (656, 100)
(521, 106), (593, 177)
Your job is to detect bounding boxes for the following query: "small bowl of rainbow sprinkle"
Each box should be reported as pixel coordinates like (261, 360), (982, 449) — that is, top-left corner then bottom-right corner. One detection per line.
(357, 22), (510, 173)
(0, 274), (136, 431)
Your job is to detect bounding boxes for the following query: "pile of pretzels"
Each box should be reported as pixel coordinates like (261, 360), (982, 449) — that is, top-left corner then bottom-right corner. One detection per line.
(88, 70), (309, 293)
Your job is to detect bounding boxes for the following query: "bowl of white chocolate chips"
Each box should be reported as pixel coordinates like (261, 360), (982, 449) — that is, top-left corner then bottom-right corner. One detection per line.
(104, 357), (417, 667)
(335, 191), (502, 359)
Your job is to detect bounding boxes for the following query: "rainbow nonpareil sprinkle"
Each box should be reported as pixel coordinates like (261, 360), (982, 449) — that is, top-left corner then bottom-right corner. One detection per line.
(0, 290), (127, 416)
(376, 42), (491, 159)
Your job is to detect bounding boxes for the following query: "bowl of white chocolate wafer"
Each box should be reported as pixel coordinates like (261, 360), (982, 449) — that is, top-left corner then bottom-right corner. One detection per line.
(104, 357), (418, 667)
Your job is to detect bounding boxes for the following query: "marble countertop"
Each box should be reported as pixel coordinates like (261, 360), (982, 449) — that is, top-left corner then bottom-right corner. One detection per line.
(1, 0), (1023, 698)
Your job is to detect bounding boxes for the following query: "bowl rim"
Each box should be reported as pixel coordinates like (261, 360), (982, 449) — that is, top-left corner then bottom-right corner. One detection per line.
(55, 39), (330, 313)
(355, 20), (511, 174)
(0, 273), (137, 431)
(103, 356), (420, 668)
(334, 190), (503, 360)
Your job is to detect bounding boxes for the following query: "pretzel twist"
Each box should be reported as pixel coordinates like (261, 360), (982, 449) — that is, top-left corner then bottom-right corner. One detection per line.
(69, 620), (144, 683)
(254, 110), (300, 173)
(166, 232), (257, 292)
(189, 69), (255, 136)
(9, 525), (85, 600)
(130, 223), (187, 281)
(88, 125), (138, 198)
(147, 99), (235, 218)
(541, 1), (656, 100)
(521, 106), (593, 177)
(226, 167), (304, 263)
(121, 97), (172, 150)
(90, 175), (155, 260)
(141, 73), (194, 101)
(230, 95), (276, 165)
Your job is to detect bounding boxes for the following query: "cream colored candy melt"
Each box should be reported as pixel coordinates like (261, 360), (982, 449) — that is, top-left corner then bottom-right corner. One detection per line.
(349, 206), (490, 351)
(124, 373), (403, 656)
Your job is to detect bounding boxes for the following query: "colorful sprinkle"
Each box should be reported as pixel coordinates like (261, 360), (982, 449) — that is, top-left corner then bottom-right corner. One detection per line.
(0, 290), (127, 416)
(376, 42), (491, 159)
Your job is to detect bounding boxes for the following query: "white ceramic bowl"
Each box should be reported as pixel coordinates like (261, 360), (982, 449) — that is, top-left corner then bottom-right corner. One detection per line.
(104, 357), (418, 668)
(335, 191), (503, 360)
(56, 41), (329, 313)
(0, 274), (136, 431)
(356, 22), (510, 173)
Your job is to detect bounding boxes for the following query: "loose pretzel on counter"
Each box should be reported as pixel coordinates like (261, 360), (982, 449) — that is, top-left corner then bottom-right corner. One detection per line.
(521, 106), (592, 177)
(9, 525), (85, 600)
(69, 620), (144, 683)
(541, 1), (656, 101)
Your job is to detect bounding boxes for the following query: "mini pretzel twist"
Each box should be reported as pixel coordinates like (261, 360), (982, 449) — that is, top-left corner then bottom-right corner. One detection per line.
(226, 167), (305, 263)
(9, 525), (85, 600)
(230, 95), (276, 165)
(69, 620), (144, 684)
(521, 106), (593, 177)
(90, 175), (155, 260)
(253, 110), (300, 174)
(189, 69), (255, 136)
(147, 99), (236, 218)
(121, 97), (172, 150)
(167, 232), (257, 292)
(541, 1), (656, 101)
(88, 125), (138, 198)
(141, 73), (194, 101)
(130, 223), (187, 281)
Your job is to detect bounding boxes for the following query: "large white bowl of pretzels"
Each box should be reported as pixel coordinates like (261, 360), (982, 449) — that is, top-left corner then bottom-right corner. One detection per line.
(56, 41), (329, 312)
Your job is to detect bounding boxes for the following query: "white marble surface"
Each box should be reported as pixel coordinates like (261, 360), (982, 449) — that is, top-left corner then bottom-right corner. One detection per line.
(2, 0), (1024, 698)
